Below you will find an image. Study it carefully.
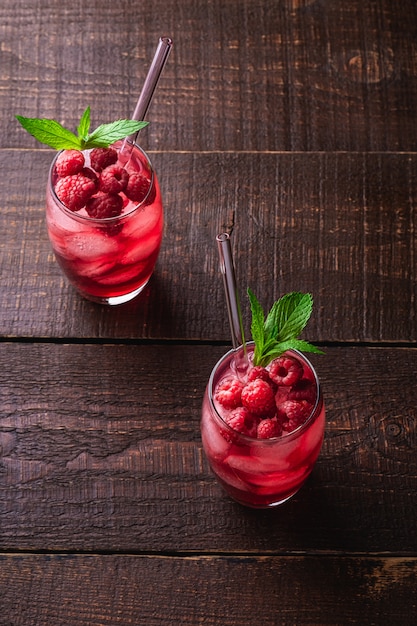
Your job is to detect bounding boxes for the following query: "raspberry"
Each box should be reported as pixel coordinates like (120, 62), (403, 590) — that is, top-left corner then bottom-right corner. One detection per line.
(241, 378), (276, 417)
(278, 400), (312, 432)
(90, 147), (118, 172)
(55, 173), (97, 211)
(99, 164), (129, 193)
(269, 355), (303, 386)
(289, 379), (317, 404)
(248, 366), (271, 383)
(248, 365), (277, 394)
(125, 173), (154, 203)
(55, 150), (85, 176)
(214, 377), (244, 409)
(257, 417), (282, 439)
(85, 193), (123, 219)
(225, 407), (252, 435)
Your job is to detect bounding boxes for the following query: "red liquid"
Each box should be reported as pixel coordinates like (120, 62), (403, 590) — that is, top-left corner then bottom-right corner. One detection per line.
(46, 141), (163, 304)
(201, 344), (325, 508)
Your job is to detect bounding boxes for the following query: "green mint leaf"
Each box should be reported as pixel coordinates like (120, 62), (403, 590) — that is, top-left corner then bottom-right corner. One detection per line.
(285, 339), (324, 354)
(17, 109), (149, 150)
(77, 106), (91, 141)
(248, 290), (322, 366)
(274, 292), (313, 343)
(15, 115), (81, 150)
(84, 119), (148, 149)
(247, 288), (266, 365)
(256, 340), (323, 367)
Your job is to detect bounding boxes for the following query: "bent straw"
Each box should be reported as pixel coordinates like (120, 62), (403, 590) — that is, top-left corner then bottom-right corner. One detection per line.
(127, 36), (173, 143)
(216, 233), (247, 354)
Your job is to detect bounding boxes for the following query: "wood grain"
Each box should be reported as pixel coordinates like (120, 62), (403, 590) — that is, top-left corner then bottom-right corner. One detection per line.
(1, 1), (417, 623)
(1, 150), (415, 342)
(0, 554), (416, 626)
(0, 343), (415, 553)
(2, 0), (417, 153)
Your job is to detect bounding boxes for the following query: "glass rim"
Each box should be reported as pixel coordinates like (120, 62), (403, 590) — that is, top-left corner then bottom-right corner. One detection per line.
(47, 140), (155, 224)
(207, 341), (323, 444)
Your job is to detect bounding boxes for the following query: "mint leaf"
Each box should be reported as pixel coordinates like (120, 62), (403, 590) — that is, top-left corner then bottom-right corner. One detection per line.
(84, 119), (148, 149)
(263, 338), (323, 361)
(77, 106), (91, 141)
(281, 339), (323, 354)
(274, 292), (313, 343)
(16, 109), (149, 150)
(248, 290), (323, 366)
(15, 115), (81, 149)
(248, 288), (266, 365)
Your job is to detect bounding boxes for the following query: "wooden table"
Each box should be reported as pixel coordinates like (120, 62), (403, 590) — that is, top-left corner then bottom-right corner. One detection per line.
(1, 1), (416, 624)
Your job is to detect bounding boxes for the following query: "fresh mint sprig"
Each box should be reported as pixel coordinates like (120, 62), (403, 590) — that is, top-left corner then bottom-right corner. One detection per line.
(16, 106), (148, 150)
(248, 289), (323, 367)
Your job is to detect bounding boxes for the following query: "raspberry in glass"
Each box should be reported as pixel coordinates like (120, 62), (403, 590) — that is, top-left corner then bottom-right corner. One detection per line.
(225, 407), (252, 435)
(85, 193), (123, 219)
(99, 164), (129, 193)
(90, 147), (118, 172)
(257, 417), (282, 439)
(278, 399), (313, 432)
(214, 377), (244, 409)
(248, 365), (272, 384)
(55, 173), (97, 211)
(55, 150), (85, 176)
(269, 355), (303, 386)
(241, 378), (276, 416)
(125, 172), (152, 203)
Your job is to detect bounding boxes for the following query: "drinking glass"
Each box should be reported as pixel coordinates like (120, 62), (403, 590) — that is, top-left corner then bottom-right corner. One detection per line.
(45, 140), (163, 305)
(201, 342), (325, 508)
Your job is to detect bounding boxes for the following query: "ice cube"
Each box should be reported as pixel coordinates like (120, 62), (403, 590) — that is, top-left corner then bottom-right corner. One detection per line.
(97, 263), (145, 286)
(64, 231), (119, 263)
(225, 452), (261, 476)
(122, 204), (162, 240)
(246, 465), (310, 494)
(201, 416), (231, 462)
(211, 460), (250, 492)
(120, 231), (161, 265)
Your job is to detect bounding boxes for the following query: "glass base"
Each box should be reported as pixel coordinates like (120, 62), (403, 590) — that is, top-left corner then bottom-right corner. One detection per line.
(214, 475), (303, 509)
(230, 491), (298, 509)
(79, 279), (150, 306)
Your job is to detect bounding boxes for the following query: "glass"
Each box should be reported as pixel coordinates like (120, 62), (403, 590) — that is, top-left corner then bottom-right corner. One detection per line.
(45, 140), (163, 305)
(201, 342), (325, 508)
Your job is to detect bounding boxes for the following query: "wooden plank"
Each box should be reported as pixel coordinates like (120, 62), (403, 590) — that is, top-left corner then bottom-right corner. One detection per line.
(2, 1), (417, 152)
(0, 343), (416, 553)
(0, 150), (415, 342)
(0, 553), (416, 625)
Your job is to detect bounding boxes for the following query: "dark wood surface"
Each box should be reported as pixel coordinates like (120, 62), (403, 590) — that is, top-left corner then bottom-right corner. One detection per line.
(1, 1), (416, 625)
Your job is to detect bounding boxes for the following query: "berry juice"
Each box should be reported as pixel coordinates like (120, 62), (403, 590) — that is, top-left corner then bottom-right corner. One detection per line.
(201, 343), (325, 508)
(46, 140), (163, 305)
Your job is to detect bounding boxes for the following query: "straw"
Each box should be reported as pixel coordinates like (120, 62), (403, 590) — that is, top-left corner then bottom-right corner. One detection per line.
(216, 233), (247, 354)
(127, 36), (173, 143)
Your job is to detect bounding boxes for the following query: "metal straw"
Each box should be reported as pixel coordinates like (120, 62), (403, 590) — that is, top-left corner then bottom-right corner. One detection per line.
(216, 233), (246, 352)
(128, 36), (173, 143)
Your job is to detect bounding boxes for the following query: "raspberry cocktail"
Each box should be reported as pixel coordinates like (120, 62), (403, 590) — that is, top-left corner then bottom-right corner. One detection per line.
(16, 105), (164, 305)
(17, 39), (172, 304)
(201, 342), (325, 508)
(46, 140), (163, 304)
(201, 243), (325, 509)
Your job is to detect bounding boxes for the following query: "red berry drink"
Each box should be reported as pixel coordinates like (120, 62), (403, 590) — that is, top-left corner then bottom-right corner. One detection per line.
(201, 342), (325, 508)
(46, 140), (163, 304)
